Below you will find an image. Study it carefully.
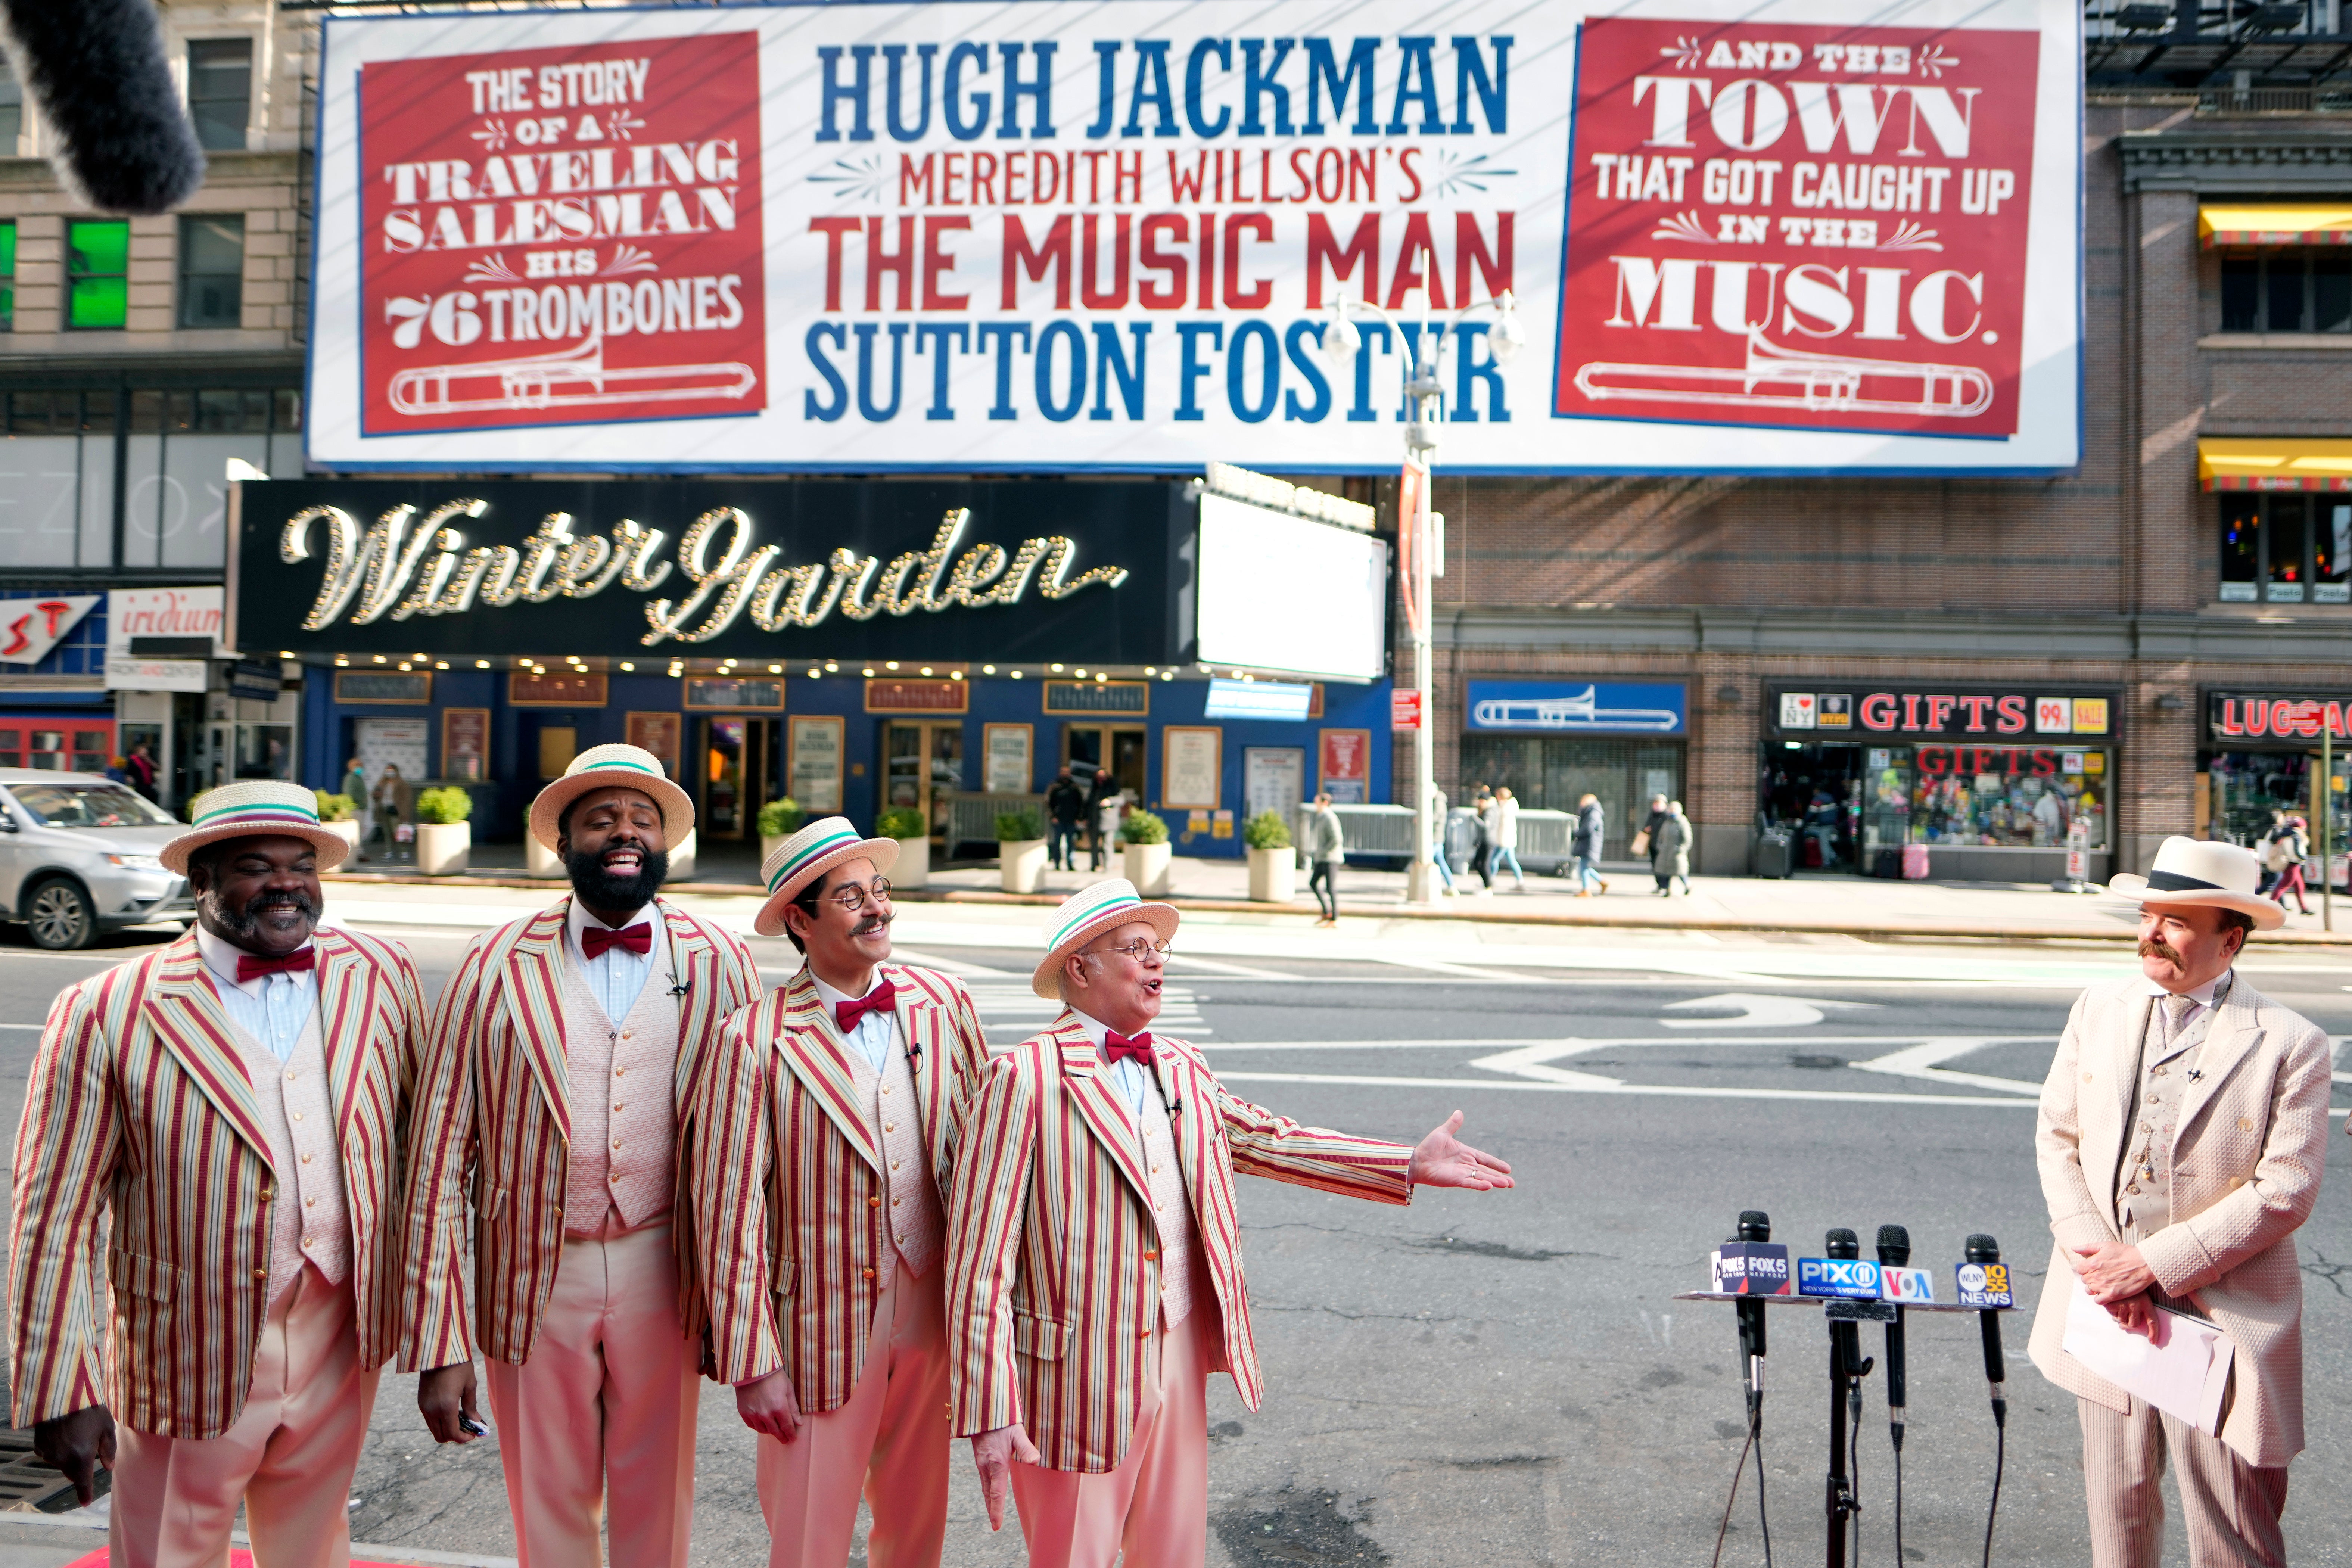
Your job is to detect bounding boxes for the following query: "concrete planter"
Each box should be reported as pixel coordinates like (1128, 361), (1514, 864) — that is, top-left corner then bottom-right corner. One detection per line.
(1248, 845), (1297, 903)
(525, 833), (564, 878)
(1123, 841), (1173, 896)
(1000, 838), (1048, 893)
(669, 829), (697, 881)
(760, 834), (789, 873)
(415, 822), (471, 876)
(321, 820), (361, 859)
(891, 836), (930, 890)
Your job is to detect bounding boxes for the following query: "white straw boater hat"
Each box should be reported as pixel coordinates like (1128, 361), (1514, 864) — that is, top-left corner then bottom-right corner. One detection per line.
(2109, 836), (2285, 931)
(527, 743), (694, 853)
(162, 780), (350, 875)
(753, 816), (900, 937)
(1032, 878), (1180, 999)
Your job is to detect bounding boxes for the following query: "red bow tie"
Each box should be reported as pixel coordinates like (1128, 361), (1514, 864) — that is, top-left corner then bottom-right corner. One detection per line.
(1104, 1030), (1155, 1066)
(236, 947), (315, 984)
(581, 922), (653, 961)
(835, 978), (898, 1035)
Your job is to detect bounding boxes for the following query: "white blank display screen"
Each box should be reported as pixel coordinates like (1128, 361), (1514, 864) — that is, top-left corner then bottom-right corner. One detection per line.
(1194, 495), (1388, 681)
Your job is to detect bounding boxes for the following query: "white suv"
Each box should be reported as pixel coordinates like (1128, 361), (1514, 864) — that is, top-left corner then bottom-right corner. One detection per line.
(0, 769), (193, 949)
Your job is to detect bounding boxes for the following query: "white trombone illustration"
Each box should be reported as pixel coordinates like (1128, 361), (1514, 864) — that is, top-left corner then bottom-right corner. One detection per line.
(1573, 330), (1994, 419)
(1472, 686), (1681, 732)
(388, 333), (759, 417)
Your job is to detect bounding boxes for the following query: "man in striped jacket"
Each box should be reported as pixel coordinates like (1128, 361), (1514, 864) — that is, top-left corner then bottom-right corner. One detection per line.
(10, 781), (427, 1568)
(690, 817), (992, 1568)
(951, 880), (1513, 1567)
(401, 745), (759, 1568)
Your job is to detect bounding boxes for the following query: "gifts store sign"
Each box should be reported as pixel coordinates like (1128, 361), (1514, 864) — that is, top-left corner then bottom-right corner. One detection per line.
(1558, 18), (2038, 438)
(357, 32), (766, 435)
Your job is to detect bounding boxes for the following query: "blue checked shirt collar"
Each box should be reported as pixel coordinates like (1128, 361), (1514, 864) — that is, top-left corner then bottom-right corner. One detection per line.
(195, 924), (317, 1064)
(812, 969), (898, 1076)
(568, 897), (657, 1025)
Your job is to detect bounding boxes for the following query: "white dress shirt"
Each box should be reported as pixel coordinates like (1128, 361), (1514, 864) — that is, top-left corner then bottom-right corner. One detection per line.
(1070, 1007), (1154, 1116)
(568, 897), (657, 1024)
(195, 924), (317, 1063)
(812, 970), (899, 1074)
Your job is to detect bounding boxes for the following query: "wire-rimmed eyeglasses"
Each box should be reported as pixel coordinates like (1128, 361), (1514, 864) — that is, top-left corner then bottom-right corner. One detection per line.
(819, 876), (892, 915)
(1085, 937), (1172, 964)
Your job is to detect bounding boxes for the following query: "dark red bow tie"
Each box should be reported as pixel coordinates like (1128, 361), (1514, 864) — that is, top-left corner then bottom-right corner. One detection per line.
(835, 978), (898, 1034)
(1104, 1030), (1155, 1066)
(581, 922), (653, 961)
(236, 947), (315, 984)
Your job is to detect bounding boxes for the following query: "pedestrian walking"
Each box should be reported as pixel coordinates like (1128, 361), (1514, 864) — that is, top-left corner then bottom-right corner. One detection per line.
(1572, 793), (1608, 896)
(2032, 837), (2327, 1568)
(1469, 786), (1496, 893)
(1654, 801), (1692, 896)
(2271, 813), (2313, 915)
(2256, 809), (2288, 894)
(1085, 767), (1117, 872)
(1491, 787), (1527, 890)
(1094, 786), (1126, 874)
(1308, 792), (1345, 925)
(1632, 792), (1667, 868)
(1426, 784), (1457, 895)
(1046, 766), (1087, 871)
(126, 738), (159, 802)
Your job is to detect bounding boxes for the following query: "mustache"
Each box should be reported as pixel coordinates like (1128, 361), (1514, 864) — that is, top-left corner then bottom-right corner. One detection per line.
(2139, 936), (2184, 965)
(212, 888), (317, 936)
(854, 910), (894, 937)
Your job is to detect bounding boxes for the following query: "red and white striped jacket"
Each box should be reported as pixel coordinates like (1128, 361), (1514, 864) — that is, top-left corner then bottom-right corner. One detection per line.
(399, 897), (760, 1370)
(946, 1013), (1415, 1473)
(690, 963), (992, 1404)
(10, 928), (426, 1439)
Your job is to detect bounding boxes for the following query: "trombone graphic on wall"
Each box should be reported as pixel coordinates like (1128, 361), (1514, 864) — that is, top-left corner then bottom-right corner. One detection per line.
(388, 332), (759, 417)
(1471, 686), (1682, 732)
(1573, 329), (1994, 420)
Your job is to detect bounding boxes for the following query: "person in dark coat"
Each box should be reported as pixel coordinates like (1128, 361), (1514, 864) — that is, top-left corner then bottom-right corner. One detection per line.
(1045, 766), (1088, 871)
(1573, 793), (1608, 896)
(1082, 764), (1116, 871)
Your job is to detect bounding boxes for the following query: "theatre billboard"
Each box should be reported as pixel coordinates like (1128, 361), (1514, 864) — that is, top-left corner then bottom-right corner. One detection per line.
(307, 0), (2080, 476)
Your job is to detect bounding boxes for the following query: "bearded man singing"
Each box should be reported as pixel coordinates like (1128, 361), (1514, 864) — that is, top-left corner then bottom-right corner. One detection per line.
(2030, 836), (2330, 1568)
(402, 745), (759, 1568)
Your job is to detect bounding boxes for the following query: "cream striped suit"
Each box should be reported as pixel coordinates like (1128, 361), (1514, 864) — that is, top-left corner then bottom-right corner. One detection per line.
(400, 897), (759, 1372)
(946, 1013), (1415, 1475)
(9, 927), (424, 1440)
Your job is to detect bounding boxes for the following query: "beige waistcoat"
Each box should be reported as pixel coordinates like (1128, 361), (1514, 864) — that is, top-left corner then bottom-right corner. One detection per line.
(842, 1018), (945, 1289)
(556, 936), (683, 1236)
(224, 999), (352, 1312)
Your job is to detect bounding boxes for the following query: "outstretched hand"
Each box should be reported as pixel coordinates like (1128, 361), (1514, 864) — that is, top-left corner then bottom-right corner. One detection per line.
(1409, 1110), (1514, 1190)
(971, 1422), (1041, 1529)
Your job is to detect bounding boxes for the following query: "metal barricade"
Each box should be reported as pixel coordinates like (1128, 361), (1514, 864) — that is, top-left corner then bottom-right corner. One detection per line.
(1289, 802), (1418, 865)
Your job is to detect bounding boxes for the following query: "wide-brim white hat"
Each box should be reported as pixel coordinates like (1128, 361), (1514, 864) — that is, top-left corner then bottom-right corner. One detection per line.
(162, 781), (350, 875)
(753, 817), (901, 937)
(2109, 836), (2285, 931)
(527, 743), (694, 853)
(1032, 878), (1181, 998)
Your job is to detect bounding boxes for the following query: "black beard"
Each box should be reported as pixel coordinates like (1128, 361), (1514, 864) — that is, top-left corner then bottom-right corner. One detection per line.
(567, 844), (669, 909)
(208, 888), (317, 942)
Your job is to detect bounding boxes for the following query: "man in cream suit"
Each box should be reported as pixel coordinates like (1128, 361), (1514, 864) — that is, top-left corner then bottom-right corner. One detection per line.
(952, 880), (1513, 1568)
(690, 817), (992, 1568)
(404, 745), (760, 1568)
(11, 781), (425, 1568)
(2032, 836), (2331, 1568)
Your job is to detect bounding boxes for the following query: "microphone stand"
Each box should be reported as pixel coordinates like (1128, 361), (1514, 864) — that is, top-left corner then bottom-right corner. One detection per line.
(1877, 1226), (1911, 1568)
(1822, 1229), (1873, 1568)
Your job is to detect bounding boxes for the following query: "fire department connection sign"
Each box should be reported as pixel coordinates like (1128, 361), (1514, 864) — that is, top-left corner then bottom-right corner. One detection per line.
(307, 0), (2079, 475)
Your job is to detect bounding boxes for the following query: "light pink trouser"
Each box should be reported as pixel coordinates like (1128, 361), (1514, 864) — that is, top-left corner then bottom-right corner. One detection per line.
(111, 1266), (378, 1568)
(756, 1268), (951, 1568)
(482, 1216), (700, 1568)
(1010, 1310), (1214, 1568)
(2078, 1396), (2289, 1568)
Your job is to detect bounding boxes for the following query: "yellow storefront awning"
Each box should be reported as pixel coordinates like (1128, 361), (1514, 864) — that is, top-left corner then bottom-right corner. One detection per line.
(2199, 438), (2352, 492)
(2199, 204), (2352, 247)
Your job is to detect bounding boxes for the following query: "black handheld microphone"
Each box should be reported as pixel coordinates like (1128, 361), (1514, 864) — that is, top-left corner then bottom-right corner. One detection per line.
(1876, 1224), (1910, 1450)
(1736, 1210), (1771, 1415)
(1967, 1233), (2008, 1428)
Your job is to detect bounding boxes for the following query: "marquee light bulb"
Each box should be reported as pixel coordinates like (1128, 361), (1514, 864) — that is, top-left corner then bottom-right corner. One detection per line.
(983, 664), (996, 674)
(920, 666), (934, 676)
(951, 670), (964, 681)
(768, 663), (782, 674)
(475, 659), (490, 669)
(886, 660), (900, 670)
(807, 668), (820, 678)
(863, 667), (877, 676)
(1011, 670), (1024, 679)
(1096, 671), (1108, 682)
(825, 661), (839, 672)
(1073, 668), (1086, 678)
(372, 654), (386, 664)
(619, 662), (634, 671)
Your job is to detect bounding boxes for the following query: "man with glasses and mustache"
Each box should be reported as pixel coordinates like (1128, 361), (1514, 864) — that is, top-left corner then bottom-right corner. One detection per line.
(2031, 836), (2331, 1568)
(402, 745), (759, 1568)
(10, 781), (426, 1568)
(687, 816), (991, 1568)
(949, 880), (1513, 1567)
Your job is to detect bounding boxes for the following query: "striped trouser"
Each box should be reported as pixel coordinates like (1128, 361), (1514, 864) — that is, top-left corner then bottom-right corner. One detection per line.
(2078, 1396), (2289, 1568)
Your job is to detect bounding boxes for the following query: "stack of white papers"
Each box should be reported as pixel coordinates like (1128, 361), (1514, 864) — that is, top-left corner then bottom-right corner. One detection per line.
(2061, 1274), (2233, 1434)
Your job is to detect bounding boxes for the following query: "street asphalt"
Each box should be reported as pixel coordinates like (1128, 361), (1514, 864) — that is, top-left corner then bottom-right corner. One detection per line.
(2, 911), (2351, 1568)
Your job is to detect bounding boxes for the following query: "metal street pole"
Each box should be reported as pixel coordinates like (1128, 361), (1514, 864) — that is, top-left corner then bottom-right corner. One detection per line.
(1411, 456), (1436, 905)
(2324, 723), (2334, 931)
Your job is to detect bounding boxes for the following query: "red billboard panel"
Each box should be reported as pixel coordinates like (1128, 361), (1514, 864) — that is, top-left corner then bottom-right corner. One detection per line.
(1555, 18), (2038, 438)
(358, 33), (766, 435)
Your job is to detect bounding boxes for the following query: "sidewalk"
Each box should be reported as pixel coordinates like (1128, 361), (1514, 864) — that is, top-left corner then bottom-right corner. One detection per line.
(321, 847), (2352, 946)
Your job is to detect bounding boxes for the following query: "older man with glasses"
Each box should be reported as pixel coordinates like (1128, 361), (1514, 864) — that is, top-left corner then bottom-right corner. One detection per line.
(688, 817), (992, 1568)
(948, 880), (1514, 1568)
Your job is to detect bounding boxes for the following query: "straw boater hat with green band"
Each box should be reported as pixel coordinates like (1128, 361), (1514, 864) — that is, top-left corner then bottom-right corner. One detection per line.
(162, 780), (351, 875)
(527, 743), (696, 853)
(754, 816), (901, 937)
(1032, 878), (1180, 998)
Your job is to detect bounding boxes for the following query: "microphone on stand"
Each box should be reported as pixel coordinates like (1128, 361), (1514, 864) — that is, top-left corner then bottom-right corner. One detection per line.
(1966, 1234), (2008, 1427)
(1735, 1210), (1771, 1423)
(1877, 1224), (1912, 1567)
(1964, 1233), (2012, 1568)
(1824, 1228), (1872, 1568)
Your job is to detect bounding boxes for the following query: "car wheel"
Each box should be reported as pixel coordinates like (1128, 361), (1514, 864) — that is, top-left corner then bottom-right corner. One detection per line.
(25, 878), (96, 951)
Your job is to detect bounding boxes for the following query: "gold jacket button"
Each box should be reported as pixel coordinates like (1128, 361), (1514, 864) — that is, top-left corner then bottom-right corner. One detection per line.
(252, 1268), (268, 1281)
(862, 1267), (877, 1279)
(2240, 1117), (2255, 1131)
(2083, 1073), (2094, 1083)
(1143, 1249), (1158, 1261)
(869, 1196), (883, 1208)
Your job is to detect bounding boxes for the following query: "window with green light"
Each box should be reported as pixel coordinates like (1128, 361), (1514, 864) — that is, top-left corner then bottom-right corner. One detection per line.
(0, 222), (16, 331)
(67, 220), (129, 330)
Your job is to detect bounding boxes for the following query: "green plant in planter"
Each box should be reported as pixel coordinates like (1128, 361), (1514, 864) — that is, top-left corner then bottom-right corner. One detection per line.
(878, 806), (928, 840)
(413, 786), (475, 826)
(1117, 809), (1169, 846)
(996, 809), (1046, 842)
(314, 791), (358, 824)
(1242, 810), (1292, 850)
(757, 797), (803, 838)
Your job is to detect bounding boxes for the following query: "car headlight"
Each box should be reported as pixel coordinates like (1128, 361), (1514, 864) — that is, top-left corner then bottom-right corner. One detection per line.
(104, 854), (167, 871)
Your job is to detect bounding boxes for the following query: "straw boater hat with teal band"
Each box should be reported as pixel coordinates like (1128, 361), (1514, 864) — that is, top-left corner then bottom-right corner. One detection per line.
(162, 780), (351, 875)
(527, 743), (695, 853)
(753, 816), (901, 936)
(1032, 878), (1180, 998)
